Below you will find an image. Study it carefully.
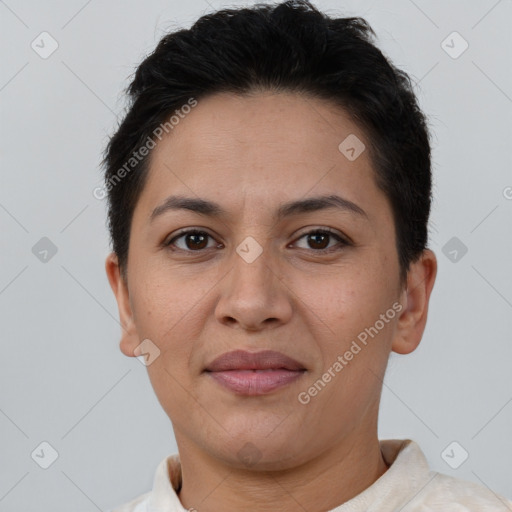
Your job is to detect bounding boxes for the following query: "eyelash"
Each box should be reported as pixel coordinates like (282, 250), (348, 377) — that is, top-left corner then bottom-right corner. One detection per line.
(164, 228), (351, 254)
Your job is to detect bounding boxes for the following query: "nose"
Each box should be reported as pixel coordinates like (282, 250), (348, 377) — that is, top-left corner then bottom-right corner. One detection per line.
(214, 239), (293, 332)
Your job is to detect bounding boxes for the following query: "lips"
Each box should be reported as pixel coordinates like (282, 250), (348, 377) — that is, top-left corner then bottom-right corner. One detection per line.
(204, 349), (306, 372)
(204, 350), (306, 395)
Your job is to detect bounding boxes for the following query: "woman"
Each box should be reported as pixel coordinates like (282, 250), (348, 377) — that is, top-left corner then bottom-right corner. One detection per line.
(103, 1), (512, 510)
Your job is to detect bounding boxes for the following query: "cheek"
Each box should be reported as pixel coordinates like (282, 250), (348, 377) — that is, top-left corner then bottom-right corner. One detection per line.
(296, 264), (389, 323)
(300, 265), (397, 364)
(131, 264), (200, 328)
(130, 267), (215, 368)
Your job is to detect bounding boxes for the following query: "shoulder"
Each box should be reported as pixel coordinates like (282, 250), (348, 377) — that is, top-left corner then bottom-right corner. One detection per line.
(405, 471), (512, 511)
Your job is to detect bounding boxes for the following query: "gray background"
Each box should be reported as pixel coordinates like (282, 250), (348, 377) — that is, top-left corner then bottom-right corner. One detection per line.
(1, 0), (511, 510)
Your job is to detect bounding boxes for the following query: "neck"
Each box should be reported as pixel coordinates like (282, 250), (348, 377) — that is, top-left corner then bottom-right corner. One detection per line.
(176, 434), (389, 512)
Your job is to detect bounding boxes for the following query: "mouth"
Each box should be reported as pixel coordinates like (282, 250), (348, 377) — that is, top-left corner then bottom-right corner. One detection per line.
(204, 350), (307, 395)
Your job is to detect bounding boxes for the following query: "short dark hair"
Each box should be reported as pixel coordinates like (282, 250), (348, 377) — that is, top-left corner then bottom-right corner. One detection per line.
(102, 0), (432, 285)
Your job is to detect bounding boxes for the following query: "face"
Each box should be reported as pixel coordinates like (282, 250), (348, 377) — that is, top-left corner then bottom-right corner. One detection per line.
(107, 91), (436, 471)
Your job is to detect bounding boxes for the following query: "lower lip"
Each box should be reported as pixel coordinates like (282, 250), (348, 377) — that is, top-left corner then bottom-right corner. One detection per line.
(206, 369), (305, 395)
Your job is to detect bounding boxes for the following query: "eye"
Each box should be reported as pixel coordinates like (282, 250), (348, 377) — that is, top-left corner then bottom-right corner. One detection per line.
(292, 228), (350, 253)
(164, 227), (350, 254)
(165, 229), (221, 252)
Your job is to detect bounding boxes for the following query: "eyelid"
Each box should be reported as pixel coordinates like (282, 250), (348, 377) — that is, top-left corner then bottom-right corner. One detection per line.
(292, 226), (351, 245)
(164, 228), (221, 249)
(290, 227), (351, 253)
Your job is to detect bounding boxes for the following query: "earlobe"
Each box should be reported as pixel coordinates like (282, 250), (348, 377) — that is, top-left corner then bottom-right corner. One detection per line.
(391, 249), (437, 355)
(105, 252), (139, 357)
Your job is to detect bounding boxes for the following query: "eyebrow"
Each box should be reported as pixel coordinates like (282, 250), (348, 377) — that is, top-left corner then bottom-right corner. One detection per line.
(150, 194), (368, 222)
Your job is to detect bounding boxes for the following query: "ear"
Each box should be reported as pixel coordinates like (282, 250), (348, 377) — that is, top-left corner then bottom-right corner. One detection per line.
(105, 252), (139, 357)
(392, 249), (437, 355)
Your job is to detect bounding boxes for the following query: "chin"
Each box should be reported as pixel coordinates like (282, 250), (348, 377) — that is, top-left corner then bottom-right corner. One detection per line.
(210, 431), (307, 471)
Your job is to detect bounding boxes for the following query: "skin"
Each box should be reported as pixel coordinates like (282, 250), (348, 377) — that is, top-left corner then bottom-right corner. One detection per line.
(106, 91), (437, 512)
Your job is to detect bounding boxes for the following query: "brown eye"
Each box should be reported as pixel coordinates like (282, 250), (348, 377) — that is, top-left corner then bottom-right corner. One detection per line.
(293, 229), (349, 253)
(166, 229), (218, 252)
(307, 232), (330, 250)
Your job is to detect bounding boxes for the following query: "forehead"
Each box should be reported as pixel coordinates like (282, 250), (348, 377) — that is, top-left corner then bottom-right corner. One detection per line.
(152, 91), (366, 166)
(135, 91), (389, 224)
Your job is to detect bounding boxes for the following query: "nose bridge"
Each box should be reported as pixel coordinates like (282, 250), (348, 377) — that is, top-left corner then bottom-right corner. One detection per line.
(231, 233), (276, 297)
(214, 231), (292, 329)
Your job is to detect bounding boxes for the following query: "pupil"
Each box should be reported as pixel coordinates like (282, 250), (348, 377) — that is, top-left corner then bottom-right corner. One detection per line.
(188, 234), (206, 249)
(310, 233), (328, 249)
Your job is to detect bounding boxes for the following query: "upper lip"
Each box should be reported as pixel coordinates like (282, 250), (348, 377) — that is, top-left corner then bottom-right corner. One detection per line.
(204, 350), (306, 372)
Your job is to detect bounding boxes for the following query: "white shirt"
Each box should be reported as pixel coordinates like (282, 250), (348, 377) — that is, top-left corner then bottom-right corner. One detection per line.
(109, 439), (512, 511)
